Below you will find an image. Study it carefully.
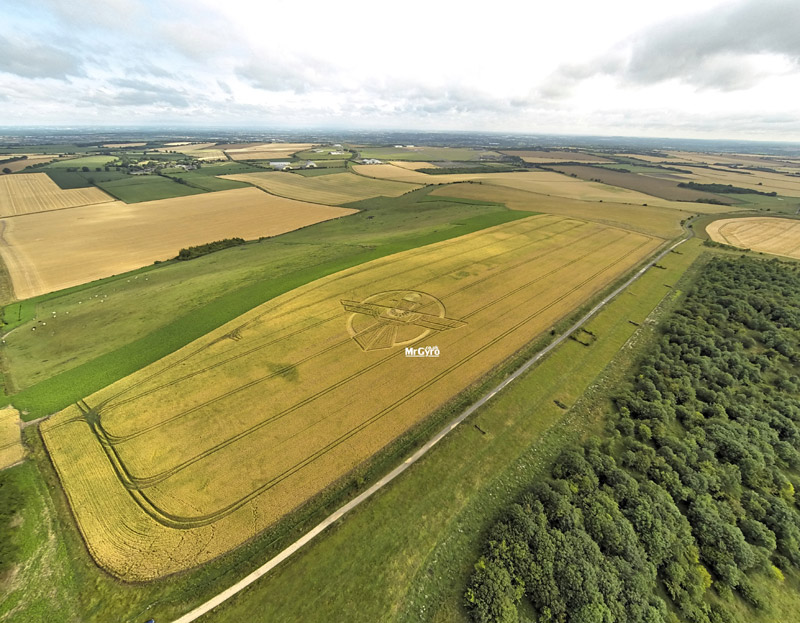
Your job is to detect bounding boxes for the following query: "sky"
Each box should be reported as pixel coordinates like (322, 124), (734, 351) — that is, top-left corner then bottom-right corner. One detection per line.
(1, 0), (799, 140)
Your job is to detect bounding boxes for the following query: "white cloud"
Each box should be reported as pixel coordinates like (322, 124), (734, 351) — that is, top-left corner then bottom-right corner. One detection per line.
(0, 0), (799, 141)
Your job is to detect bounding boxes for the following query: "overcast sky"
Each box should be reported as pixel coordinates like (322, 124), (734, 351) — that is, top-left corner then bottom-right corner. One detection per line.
(1, 0), (798, 140)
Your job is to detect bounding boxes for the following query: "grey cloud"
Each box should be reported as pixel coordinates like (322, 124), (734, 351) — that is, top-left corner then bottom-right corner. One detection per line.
(236, 57), (336, 94)
(543, 0), (800, 95)
(0, 34), (83, 79)
(96, 78), (191, 107)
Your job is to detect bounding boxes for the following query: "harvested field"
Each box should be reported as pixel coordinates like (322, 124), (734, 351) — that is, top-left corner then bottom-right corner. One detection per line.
(225, 143), (315, 160)
(45, 155), (117, 169)
(223, 171), (419, 204)
(388, 161), (438, 170)
(501, 150), (613, 163)
(40, 214), (661, 579)
(431, 183), (690, 238)
(357, 147), (501, 161)
(0, 406), (24, 469)
(613, 153), (672, 163)
(1, 155), (60, 172)
(707, 217), (800, 259)
(0, 187), (357, 299)
(549, 164), (735, 204)
(0, 173), (114, 217)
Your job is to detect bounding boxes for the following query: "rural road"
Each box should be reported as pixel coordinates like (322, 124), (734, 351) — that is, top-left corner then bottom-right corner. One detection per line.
(168, 232), (692, 623)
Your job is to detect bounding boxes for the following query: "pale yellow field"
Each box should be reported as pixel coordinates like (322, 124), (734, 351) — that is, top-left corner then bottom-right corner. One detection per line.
(225, 143), (315, 160)
(0, 155), (60, 172)
(223, 171), (419, 204)
(680, 166), (800, 197)
(157, 142), (227, 161)
(41, 214), (661, 579)
(0, 407), (24, 469)
(431, 183), (690, 238)
(0, 173), (115, 217)
(102, 142), (146, 148)
(666, 151), (800, 172)
(0, 187), (357, 299)
(388, 160), (438, 170)
(707, 217), (800, 259)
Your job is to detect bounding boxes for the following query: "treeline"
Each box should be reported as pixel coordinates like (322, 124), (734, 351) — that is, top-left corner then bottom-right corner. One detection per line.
(175, 237), (246, 261)
(0, 155), (27, 165)
(467, 257), (800, 623)
(678, 181), (777, 196)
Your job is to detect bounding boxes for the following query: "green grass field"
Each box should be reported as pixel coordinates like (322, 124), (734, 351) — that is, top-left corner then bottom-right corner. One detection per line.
(95, 175), (206, 202)
(166, 171), (249, 191)
(2, 189), (530, 417)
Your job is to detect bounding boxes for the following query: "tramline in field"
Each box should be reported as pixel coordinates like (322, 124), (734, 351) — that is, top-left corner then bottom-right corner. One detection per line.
(41, 214), (661, 580)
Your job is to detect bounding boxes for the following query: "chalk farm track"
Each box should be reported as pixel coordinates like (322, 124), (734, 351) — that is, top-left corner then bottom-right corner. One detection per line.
(41, 214), (660, 580)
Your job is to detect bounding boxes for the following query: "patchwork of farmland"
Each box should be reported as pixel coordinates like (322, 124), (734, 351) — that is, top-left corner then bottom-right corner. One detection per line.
(0, 154), (61, 172)
(0, 406), (24, 469)
(430, 182), (692, 238)
(357, 146), (501, 161)
(40, 214), (661, 579)
(0, 187), (357, 299)
(0, 173), (115, 217)
(501, 150), (613, 163)
(223, 171), (419, 204)
(225, 143), (315, 160)
(707, 217), (800, 259)
(548, 164), (736, 204)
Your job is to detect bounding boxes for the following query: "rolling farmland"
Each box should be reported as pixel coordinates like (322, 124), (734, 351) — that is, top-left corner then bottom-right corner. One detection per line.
(0, 187), (357, 299)
(40, 214), (661, 580)
(223, 171), (419, 204)
(707, 217), (800, 258)
(225, 143), (315, 160)
(430, 182), (693, 238)
(501, 150), (613, 163)
(0, 173), (115, 217)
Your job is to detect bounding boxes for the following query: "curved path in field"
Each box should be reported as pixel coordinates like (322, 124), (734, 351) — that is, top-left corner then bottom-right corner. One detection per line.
(168, 229), (692, 623)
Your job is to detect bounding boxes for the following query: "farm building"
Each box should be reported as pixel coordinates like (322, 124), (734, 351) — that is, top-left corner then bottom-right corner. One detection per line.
(269, 161), (292, 170)
(361, 158), (383, 165)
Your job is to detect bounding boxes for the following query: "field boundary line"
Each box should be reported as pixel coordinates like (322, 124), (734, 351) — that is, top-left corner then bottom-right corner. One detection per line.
(167, 230), (691, 623)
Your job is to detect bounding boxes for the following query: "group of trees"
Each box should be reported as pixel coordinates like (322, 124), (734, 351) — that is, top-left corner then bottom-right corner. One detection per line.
(677, 181), (777, 197)
(175, 237), (246, 261)
(466, 257), (800, 622)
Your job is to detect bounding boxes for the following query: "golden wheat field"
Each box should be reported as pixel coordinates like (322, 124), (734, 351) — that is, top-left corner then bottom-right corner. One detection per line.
(223, 171), (419, 204)
(0, 406), (24, 469)
(40, 214), (661, 579)
(0, 187), (357, 299)
(707, 217), (800, 259)
(0, 173), (115, 217)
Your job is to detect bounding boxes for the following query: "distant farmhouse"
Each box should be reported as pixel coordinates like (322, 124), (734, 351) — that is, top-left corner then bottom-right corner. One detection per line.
(361, 158), (383, 165)
(269, 161), (292, 170)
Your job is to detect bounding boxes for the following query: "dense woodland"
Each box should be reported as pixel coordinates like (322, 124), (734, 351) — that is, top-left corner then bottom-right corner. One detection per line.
(466, 257), (800, 622)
